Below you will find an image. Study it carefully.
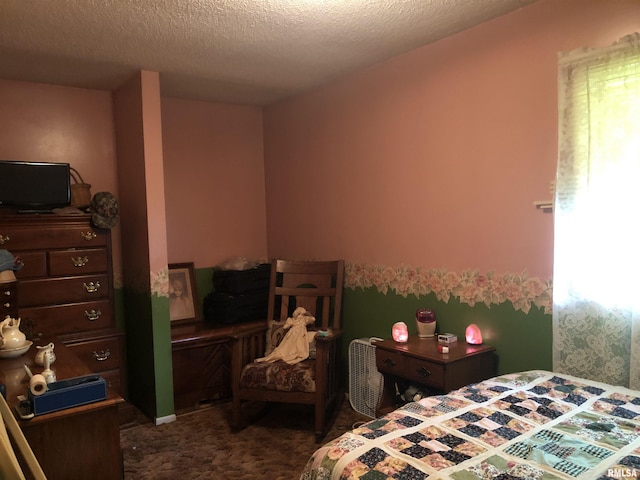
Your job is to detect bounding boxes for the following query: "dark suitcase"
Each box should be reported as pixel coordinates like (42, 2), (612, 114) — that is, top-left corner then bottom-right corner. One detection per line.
(203, 290), (268, 324)
(212, 263), (270, 294)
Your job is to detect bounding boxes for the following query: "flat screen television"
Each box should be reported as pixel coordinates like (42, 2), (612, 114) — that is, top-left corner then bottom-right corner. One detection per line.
(0, 160), (71, 212)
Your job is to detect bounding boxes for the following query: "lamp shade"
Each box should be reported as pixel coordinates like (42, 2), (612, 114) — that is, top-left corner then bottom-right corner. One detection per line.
(392, 322), (409, 343)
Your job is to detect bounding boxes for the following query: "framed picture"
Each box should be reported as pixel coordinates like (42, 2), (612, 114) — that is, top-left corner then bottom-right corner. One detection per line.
(168, 262), (201, 323)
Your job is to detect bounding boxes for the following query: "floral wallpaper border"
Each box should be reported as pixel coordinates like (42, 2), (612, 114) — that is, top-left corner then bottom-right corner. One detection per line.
(147, 262), (552, 315)
(345, 262), (552, 315)
(150, 266), (169, 298)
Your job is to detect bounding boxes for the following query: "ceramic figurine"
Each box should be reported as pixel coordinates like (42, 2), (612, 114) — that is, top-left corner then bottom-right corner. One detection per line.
(35, 342), (56, 366)
(0, 316), (26, 349)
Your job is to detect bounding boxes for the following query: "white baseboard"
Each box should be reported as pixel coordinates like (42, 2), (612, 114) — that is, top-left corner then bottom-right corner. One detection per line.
(155, 414), (177, 425)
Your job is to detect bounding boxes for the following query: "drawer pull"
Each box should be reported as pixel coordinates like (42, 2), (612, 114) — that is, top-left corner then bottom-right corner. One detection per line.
(93, 349), (111, 362)
(416, 366), (432, 377)
(85, 309), (102, 321)
(81, 231), (97, 241)
(72, 256), (89, 267)
(3, 302), (10, 308)
(0, 234), (9, 245)
(383, 357), (396, 368)
(3, 290), (11, 296)
(83, 281), (101, 293)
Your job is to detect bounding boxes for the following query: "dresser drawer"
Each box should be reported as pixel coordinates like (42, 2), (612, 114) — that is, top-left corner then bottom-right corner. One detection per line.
(48, 248), (108, 276)
(15, 251), (47, 279)
(1, 282), (18, 318)
(18, 274), (110, 306)
(20, 300), (114, 336)
(64, 335), (121, 372)
(0, 225), (108, 251)
(376, 350), (407, 376)
(404, 357), (445, 389)
(100, 369), (123, 395)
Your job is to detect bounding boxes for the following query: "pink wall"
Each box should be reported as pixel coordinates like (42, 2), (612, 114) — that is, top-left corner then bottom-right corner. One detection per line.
(0, 79), (267, 281)
(161, 98), (267, 268)
(263, 0), (640, 280)
(0, 78), (122, 282)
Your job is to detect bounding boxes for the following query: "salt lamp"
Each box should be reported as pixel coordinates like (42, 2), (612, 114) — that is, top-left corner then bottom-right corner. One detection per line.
(465, 324), (483, 345)
(392, 321), (409, 343)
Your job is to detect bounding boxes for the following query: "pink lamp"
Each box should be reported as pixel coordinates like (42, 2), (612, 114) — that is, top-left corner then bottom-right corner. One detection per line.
(392, 322), (409, 343)
(465, 324), (483, 345)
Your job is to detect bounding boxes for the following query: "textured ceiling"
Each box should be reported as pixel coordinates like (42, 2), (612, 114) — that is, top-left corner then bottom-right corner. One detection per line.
(0, 0), (538, 106)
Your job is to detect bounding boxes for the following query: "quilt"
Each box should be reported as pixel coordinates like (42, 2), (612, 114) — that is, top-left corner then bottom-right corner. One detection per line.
(300, 370), (640, 480)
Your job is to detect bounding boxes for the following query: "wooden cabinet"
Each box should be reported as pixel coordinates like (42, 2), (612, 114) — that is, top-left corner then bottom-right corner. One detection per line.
(0, 213), (126, 398)
(171, 320), (266, 410)
(375, 336), (496, 415)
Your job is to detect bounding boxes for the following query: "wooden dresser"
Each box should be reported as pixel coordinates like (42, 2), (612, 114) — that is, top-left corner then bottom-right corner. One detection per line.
(0, 213), (126, 399)
(1, 336), (123, 479)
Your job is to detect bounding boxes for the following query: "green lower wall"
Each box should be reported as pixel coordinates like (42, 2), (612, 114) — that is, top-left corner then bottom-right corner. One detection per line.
(342, 287), (552, 375)
(116, 288), (174, 420)
(116, 267), (551, 415)
(194, 267), (552, 374)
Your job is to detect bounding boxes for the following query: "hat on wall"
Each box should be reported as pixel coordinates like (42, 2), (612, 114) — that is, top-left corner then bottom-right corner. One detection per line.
(90, 192), (119, 229)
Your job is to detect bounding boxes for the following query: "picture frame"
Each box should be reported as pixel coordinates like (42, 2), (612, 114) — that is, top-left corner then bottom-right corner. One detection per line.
(168, 262), (201, 323)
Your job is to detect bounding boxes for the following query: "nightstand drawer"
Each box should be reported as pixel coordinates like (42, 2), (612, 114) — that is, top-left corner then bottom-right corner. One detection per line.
(376, 350), (407, 376)
(405, 357), (444, 389)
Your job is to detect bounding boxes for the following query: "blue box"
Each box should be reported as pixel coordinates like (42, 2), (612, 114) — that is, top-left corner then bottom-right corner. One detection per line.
(28, 375), (107, 416)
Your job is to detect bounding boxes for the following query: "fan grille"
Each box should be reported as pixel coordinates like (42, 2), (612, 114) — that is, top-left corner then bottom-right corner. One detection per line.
(348, 337), (383, 418)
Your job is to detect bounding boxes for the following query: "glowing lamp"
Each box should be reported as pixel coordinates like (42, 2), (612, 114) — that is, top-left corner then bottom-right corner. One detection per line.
(465, 324), (483, 345)
(392, 322), (409, 343)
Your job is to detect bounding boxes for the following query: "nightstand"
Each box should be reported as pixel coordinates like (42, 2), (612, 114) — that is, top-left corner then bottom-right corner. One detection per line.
(374, 335), (496, 415)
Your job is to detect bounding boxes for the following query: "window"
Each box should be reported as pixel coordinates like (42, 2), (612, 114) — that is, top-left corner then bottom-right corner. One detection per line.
(553, 33), (640, 388)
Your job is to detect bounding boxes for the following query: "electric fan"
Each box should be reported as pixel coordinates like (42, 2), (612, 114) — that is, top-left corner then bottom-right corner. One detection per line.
(348, 337), (384, 418)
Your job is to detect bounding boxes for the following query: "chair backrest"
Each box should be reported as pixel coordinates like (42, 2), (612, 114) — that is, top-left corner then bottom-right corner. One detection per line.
(267, 259), (344, 331)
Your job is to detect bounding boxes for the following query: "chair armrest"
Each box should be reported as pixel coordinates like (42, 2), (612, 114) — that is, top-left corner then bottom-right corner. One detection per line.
(229, 322), (268, 341)
(230, 323), (268, 382)
(314, 328), (343, 343)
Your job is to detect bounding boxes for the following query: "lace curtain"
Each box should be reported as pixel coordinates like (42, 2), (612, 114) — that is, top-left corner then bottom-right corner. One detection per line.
(553, 33), (640, 389)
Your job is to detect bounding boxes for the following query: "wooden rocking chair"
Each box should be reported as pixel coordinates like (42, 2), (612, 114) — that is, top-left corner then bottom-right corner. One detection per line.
(230, 259), (345, 441)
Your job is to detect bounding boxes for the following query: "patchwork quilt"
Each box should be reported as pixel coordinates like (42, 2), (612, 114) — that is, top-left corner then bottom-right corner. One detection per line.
(300, 370), (640, 480)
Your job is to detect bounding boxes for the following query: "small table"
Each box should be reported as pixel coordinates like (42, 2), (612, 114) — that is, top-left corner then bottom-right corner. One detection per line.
(0, 338), (123, 479)
(375, 335), (496, 415)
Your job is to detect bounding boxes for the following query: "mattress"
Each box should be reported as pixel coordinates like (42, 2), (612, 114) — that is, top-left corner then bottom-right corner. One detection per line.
(300, 370), (640, 480)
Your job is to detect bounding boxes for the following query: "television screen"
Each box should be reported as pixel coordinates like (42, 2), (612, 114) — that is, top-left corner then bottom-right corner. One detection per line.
(0, 161), (71, 211)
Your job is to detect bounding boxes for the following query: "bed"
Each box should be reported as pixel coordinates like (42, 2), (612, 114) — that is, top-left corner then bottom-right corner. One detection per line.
(300, 370), (640, 480)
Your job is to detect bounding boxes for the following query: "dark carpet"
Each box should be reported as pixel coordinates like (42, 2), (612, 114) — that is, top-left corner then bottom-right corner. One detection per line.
(120, 399), (369, 480)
